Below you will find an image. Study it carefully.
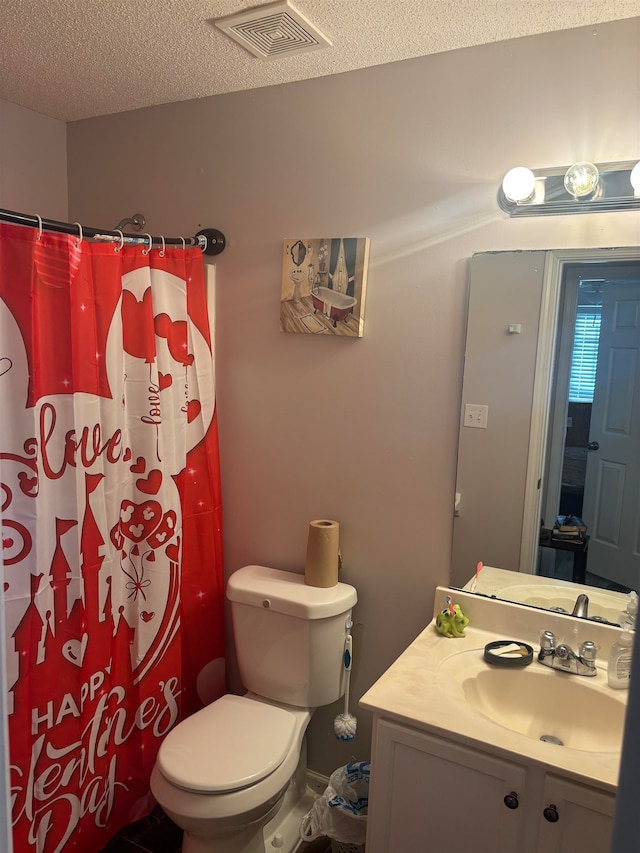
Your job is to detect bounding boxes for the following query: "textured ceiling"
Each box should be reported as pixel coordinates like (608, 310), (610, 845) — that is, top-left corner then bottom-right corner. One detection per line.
(2, 0), (640, 122)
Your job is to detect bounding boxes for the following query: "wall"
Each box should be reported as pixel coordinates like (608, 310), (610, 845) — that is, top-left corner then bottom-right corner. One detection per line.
(67, 18), (640, 777)
(0, 98), (68, 219)
(0, 96), (68, 853)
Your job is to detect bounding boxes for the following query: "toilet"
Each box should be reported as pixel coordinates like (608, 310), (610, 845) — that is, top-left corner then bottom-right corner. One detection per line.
(150, 564), (357, 853)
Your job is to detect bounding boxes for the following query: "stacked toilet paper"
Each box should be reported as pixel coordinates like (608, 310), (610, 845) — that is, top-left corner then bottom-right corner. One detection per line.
(304, 519), (340, 587)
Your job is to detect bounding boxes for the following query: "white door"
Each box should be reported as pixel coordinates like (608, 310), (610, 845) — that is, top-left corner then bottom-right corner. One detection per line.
(366, 720), (527, 853)
(582, 280), (640, 589)
(535, 774), (615, 853)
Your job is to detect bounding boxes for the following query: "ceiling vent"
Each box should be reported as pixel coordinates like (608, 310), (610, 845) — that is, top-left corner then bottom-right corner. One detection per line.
(214, 0), (332, 59)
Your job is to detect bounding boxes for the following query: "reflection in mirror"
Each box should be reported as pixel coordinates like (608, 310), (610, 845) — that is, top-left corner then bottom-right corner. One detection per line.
(452, 248), (640, 622)
(454, 565), (637, 627)
(542, 262), (640, 593)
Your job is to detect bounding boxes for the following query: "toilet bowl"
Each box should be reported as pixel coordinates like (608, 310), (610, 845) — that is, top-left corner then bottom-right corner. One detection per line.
(150, 565), (357, 853)
(151, 695), (311, 853)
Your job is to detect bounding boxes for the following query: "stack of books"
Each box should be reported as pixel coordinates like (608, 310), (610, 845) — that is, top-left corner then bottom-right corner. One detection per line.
(551, 515), (587, 544)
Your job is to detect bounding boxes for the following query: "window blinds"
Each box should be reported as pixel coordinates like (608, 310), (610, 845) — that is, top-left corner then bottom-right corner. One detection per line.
(568, 306), (602, 403)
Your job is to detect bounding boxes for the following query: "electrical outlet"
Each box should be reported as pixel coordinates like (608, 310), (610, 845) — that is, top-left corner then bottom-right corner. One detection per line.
(464, 403), (488, 429)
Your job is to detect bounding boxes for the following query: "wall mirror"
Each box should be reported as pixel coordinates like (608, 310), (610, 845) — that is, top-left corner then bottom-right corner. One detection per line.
(451, 247), (640, 625)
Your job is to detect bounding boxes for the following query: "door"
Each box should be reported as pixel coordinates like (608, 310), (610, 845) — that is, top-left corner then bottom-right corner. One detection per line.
(582, 280), (640, 589)
(536, 774), (615, 853)
(367, 720), (527, 853)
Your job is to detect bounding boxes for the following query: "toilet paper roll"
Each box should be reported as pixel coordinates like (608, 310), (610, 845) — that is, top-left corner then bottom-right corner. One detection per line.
(305, 519), (340, 588)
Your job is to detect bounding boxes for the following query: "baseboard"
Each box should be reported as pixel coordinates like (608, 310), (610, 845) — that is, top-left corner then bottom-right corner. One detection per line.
(306, 769), (329, 797)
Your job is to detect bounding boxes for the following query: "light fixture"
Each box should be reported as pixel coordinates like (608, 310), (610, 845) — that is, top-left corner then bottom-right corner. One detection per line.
(563, 161), (600, 197)
(502, 167), (536, 202)
(498, 159), (640, 216)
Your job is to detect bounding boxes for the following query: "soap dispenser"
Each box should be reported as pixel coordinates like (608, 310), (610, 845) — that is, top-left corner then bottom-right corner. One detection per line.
(607, 627), (634, 689)
(619, 591), (638, 630)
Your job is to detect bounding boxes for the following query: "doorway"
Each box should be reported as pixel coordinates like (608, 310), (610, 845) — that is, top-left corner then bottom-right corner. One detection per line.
(540, 261), (640, 592)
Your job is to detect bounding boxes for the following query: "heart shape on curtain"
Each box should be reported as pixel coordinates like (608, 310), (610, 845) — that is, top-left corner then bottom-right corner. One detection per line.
(186, 400), (201, 423)
(62, 634), (88, 667)
(158, 372), (173, 391)
(136, 470), (162, 495)
(130, 456), (146, 474)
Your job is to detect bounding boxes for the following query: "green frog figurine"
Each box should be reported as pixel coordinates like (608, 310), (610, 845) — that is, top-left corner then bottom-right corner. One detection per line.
(435, 596), (469, 638)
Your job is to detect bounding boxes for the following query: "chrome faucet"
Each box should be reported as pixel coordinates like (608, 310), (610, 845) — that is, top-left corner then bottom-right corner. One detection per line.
(571, 593), (589, 618)
(538, 630), (597, 677)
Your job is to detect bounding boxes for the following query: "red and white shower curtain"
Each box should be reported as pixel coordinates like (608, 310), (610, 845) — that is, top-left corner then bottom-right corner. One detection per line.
(0, 223), (225, 852)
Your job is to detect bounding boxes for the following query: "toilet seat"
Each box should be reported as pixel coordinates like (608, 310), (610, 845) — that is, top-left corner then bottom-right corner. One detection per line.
(156, 694), (297, 794)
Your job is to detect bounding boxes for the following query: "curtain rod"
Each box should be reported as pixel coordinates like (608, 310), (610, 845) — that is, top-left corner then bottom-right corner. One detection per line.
(0, 208), (226, 256)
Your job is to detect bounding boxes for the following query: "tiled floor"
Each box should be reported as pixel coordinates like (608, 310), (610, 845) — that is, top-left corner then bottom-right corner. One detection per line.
(98, 805), (332, 853)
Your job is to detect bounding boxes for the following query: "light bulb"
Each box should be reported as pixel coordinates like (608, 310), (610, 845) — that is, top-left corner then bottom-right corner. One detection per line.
(564, 162), (600, 198)
(630, 161), (640, 194)
(501, 167), (536, 202)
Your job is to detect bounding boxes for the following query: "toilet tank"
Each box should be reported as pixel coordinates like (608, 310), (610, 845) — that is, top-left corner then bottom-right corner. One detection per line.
(227, 565), (357, 708)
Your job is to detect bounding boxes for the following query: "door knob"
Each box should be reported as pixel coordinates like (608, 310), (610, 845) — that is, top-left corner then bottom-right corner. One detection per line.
(587, 441), (600, 451)
(503, 792), (519, 809)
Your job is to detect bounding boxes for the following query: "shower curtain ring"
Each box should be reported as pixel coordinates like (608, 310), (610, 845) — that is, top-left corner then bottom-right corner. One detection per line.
(35, 214), (43, 241)
(159, 236), (165, 257)
(180, 237), (186, 250)
(114, 230), (124, 253)
(142, 233), (153, 255)
(73, 222), (83, 248)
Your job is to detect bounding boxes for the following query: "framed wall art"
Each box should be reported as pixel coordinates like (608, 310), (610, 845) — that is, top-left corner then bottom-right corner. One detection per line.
(280, 237), (370, 337)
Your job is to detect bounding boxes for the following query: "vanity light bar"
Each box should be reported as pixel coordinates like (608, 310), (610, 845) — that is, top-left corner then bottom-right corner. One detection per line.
(498, 160), (640, 216)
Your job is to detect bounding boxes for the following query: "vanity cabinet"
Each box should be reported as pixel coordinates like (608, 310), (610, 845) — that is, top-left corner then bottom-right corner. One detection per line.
(366, 719), (615, 853)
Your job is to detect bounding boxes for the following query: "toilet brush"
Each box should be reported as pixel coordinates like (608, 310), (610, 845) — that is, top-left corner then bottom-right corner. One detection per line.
(334, 621), (357, 742)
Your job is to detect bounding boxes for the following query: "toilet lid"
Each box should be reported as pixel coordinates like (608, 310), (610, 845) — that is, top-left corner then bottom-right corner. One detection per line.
(157, 695), (298, 793)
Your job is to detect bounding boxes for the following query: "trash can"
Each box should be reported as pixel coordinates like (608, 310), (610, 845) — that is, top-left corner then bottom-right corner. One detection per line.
(300, 761), (370, 853)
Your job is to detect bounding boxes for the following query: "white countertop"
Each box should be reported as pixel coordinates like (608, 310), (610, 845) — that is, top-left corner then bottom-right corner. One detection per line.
(360, 587), (628, 793)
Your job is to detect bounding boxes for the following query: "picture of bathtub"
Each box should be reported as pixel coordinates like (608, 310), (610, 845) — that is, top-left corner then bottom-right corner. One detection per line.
(280, 236), (370, 337)
(311, 287), (358, 327)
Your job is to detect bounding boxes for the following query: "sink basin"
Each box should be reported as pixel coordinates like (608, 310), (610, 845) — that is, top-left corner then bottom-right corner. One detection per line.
(438, 650), (627, 753)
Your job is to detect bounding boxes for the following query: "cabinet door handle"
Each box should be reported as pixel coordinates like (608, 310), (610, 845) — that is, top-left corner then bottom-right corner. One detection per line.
(503, 792), (519, 810)
(543, 804), (560, 822)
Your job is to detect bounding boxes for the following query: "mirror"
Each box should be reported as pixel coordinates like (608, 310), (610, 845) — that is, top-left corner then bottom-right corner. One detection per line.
(289, 240), (307, 267)
(459, 564), (634, 626)
(451, 248), (640, 624)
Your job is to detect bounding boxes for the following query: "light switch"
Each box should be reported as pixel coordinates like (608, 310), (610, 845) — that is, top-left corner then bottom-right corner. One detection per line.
(464, 403), (488, 429)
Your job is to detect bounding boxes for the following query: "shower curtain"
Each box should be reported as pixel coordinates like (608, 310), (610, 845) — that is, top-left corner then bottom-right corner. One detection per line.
(328, 238), (356, 297)
(0, 223), (225, 853)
